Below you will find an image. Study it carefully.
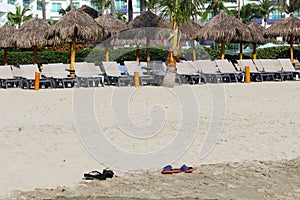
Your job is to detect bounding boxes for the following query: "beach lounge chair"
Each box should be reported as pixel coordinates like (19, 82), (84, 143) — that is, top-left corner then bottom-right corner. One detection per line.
(214, 59), (244, 83)
(101, 61), (133, 86)
(73, 62), (104, 87)
(41, 63), (77, 88)
(193, 60), (227, 83)
(255, 59), (289, 81)
(252, 59), (276, 81)
(19, 64), (53, 89)
(124, 61), (156, 86)
(278, 58), (299, 80)
(0, 65), (22, 88)
(176, 61), (200, 84)
(237, 59), (263, 81)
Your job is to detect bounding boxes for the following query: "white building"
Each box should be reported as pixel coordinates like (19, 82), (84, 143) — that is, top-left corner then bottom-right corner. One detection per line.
(0, 0), (142, 26)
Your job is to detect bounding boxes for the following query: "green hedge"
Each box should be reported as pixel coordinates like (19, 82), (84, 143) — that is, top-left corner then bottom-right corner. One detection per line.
(1, 46), (299, 66)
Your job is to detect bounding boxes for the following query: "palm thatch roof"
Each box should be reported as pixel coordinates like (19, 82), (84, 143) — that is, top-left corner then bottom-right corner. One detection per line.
(78, 5), (98, 19)
(179, 21), (202, 40)
(248, 22), (266, 44)
(128, 11), (170, 29)
(46, 8), (107, 45)
(198, 11), (252, 43)
(0, 23), (16, 48)
(264, 13), (300, 42)
(95, 14), (128, 36)
(11, 15), (49, 48)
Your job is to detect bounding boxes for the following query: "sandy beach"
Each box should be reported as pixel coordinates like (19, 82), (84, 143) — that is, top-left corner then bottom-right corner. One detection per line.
(1, 81), (300, 199)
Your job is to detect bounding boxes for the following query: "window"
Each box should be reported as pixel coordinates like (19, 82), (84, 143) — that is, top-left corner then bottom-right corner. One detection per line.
(270, 10), (284, 19)
(37, 0), (42, 11)
(8, 0), (15, 5)
(135, 0), (140, 8)
(51, 2), (62, 12)
(23, 0), (29, 7)
(72, 2), (80, 8)
(115, 0), (126, 10)
(0, 0), (3, 3)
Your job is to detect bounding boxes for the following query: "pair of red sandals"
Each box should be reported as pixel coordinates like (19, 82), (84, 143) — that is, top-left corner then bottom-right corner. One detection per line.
(161, 164), (195, 174)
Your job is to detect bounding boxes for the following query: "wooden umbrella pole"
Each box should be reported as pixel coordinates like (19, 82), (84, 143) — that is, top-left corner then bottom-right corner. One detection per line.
(146, 37), (150, 63)
(136, 46), (140, 62)
(239, 42), (243, 60)
(221, 41), (225, 60)
(290, 39), (294, 62)
(191, 41), (196, 61)
(33, 46), (38, 65)
(105, 40), (109, 61)
(252, 43), (257, 60)
(4, 48), (8, 66)
(70, 37), (76, 77)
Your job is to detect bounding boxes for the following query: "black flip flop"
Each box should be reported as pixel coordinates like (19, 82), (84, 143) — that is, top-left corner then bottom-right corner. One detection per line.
(83, 171), (107, 180)
(103, 169), (114, 178)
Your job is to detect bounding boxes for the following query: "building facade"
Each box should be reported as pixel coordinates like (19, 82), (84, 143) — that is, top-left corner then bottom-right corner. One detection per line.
(0, 0), (296, 27)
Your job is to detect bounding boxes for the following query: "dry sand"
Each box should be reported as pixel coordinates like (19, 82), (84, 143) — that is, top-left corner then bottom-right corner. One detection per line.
(0, 82), (300, 199)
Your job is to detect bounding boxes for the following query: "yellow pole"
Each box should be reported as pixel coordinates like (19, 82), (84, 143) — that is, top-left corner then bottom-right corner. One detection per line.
(34, 72), (40, 90)
(136, 46), (140, 62)
(221, 41), (225, 60)
(290, 39), (294, 62)
(252, 43), (257, 60)
(191, 41), (196, 61)
(245, 66), (250, 83)
(239, 42), (243, 60)
(33, 46), (38, 65)
(105, 40), (109, 61)
(70, 37), (76, 77)
(4, 49), (8, 66)
(134, 72), (140, 87)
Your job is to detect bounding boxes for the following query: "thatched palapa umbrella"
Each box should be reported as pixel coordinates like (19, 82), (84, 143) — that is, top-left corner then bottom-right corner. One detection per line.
(264, 13), (300, 62)
(46, 8), (106, 76)
(95, 14), (128, 61)
(127, 11), (169, 62)
(248, 22), (265, 60)
(78, 5), (98, 19)
(0, 23), (17, 65)
(11, 15), (49, 65)
(199, 10), (252, 59)
(179, 21), (202, 61)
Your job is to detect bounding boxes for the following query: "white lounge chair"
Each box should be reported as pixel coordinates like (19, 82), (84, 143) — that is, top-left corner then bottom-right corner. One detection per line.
(214, 59), (244, 82)
(194, 60), (227, 83)
(0, 65), (22, 88)
(73, 62), (104, 87)
(278, 58), (299, 80)
(19, 64), (53, 89)
(237, 59), (263, 81)
(176, 61), (200, 84)
(41, 63), (76, 88)
(102, 61), (132, 86)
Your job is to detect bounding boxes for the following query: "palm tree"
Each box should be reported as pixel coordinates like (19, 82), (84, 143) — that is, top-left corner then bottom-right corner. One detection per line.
(239, 3), (261, 23)
(91, 0), (110, 15)
(140, 0), (146, 13)
(59, 5), (71, 16)
(275, 0), (300, 14)
(7, 6), (33, 29)
(42, 0), (46, 20)
(128, 0), (133, 21)
(258, 0), (275, 28)
(201, 0), (232, 21)
(111, 0), (116, 16)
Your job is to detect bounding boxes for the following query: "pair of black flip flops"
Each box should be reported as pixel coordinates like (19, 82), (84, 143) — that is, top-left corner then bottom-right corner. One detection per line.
(83, 169), (114, 180)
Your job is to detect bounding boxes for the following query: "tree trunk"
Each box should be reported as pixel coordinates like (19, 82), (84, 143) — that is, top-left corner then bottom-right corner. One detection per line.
(111, 0), (116, 17)
(42, 0), (46, 20)
(140, 0), (146, 13)
(70, 0), (73, 9)
(101, 0), (105, 15)
(128, 0), (133, 21)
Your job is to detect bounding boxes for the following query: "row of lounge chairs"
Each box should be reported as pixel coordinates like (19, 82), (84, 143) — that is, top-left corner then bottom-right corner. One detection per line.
(0, 59), (299, 89)
(0, 62), (104, 89)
